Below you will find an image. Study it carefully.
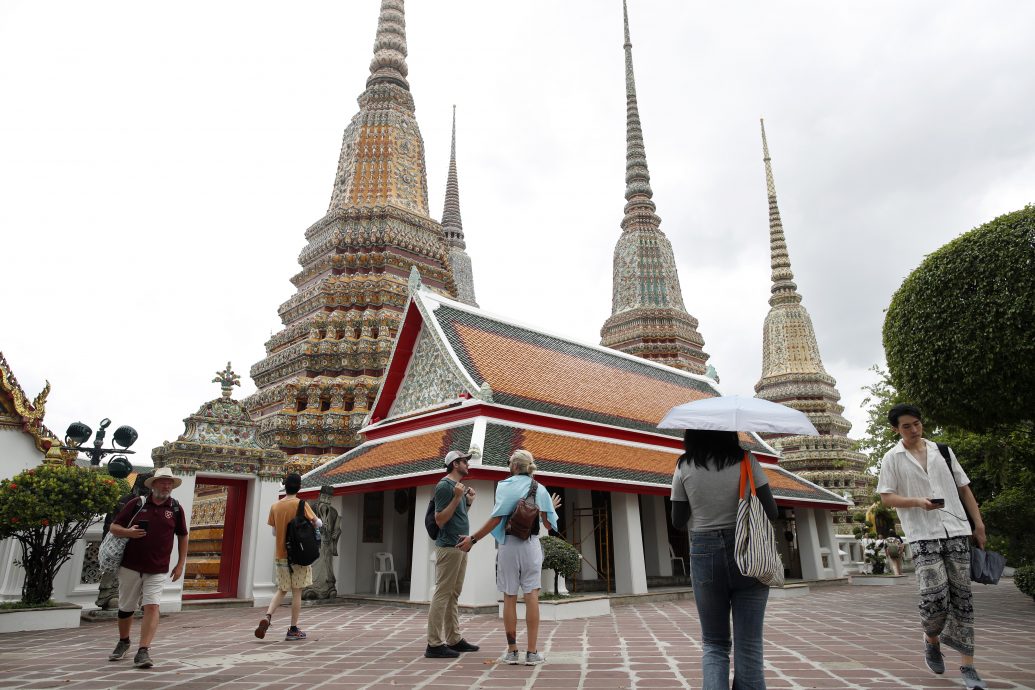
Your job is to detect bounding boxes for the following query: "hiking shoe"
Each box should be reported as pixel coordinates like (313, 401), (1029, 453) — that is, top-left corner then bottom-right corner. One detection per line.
(502, 650), (521, 665)
(961, 666), (985, 690)
(254, 617), (270, 639)
(285, 626), (307, 641)
(133, 648), (154, 669)
(448, 638), (480, 653)
(525, 651), (545, 666)
(924, 639), (945, 674)
(108, 640), (131, 661)
(425, 644), (460, 658)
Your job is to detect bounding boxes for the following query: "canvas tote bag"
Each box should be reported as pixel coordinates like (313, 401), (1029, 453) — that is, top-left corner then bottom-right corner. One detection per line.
(733, 454), (785, 587)
(98, 497), (146, 574)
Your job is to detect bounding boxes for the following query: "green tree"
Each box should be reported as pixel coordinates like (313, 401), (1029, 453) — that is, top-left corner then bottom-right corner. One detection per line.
(0, 464), (127, 605)
(857, 365), (909, 472)
(883, 205), (1035, 431)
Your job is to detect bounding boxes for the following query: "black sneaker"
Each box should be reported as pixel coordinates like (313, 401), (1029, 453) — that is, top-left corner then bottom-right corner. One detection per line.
(133, 648), (154, 669)
(448, 639), (480, 653)
(924, 639), (945, 674)
(425, 644), (460, 658)
(108, 640), (131, 661)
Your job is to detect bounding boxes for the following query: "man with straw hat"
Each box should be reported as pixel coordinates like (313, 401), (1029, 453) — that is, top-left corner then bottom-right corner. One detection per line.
(106, 467), (188, 669)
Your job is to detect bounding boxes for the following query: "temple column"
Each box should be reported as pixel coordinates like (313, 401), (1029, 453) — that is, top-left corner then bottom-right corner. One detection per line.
(612, 492), (648, 594)
(639, 494), (672, 577)
(459, 479), (497, 607)
(248, 477), (281, 606)
(337, 493), (361, 595)
(796, 508), (825, 581)
(409, 485), (435, 602)
(817, 509), (843, 578)
(159, 472), (194, 613)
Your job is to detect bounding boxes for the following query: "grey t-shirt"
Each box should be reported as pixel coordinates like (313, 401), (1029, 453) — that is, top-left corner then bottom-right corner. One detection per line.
(670, 453), (769, 531)
(434, 477), (469, 547)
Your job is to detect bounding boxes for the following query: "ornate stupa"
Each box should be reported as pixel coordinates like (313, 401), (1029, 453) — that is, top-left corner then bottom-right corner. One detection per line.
(600, 1), (709, 374)
(753, 119), (872, 527)
(441, 106), (477, 307)
(244, 0), (467, 471)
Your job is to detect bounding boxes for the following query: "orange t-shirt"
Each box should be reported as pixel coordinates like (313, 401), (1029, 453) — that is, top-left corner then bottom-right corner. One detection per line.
(268, 496), (317, 560)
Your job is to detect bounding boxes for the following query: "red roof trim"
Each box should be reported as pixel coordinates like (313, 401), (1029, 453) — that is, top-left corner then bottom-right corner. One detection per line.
(370, 300), (425, 422)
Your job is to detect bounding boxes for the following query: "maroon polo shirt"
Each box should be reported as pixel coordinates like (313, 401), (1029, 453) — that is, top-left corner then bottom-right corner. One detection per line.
(113, 494), (188, 574)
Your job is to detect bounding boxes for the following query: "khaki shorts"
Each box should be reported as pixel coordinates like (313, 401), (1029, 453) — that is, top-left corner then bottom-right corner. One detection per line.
(274, 558), (313, 591)
(118, 567), (165, 610)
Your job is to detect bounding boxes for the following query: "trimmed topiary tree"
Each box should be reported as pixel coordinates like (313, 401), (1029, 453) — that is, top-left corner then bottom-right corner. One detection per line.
(0, 464), (127, 606)
(541, 536), (582, 595)
(883, 205), (1035, 431)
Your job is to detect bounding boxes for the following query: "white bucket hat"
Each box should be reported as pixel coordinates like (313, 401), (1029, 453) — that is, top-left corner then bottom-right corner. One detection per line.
(144, 467), (183, 489)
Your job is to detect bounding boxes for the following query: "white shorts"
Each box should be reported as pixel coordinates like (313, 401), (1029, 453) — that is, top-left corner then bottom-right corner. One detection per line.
(496, 535), (543, 595)
(117, 567), (166, 610)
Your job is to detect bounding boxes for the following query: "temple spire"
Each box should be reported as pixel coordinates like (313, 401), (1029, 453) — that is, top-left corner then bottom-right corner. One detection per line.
(761, 118), (802, 307)
(442, 105), (464, 246)
(601, 0), (708, 374)
(366, 0), (410, 90)
(441, 106), (478, 306)
(622, 0), (658, 223)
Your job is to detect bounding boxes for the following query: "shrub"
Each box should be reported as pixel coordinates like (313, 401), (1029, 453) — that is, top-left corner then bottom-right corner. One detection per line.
(1015, 565), (1035, 603)
(541, 536), (582, 594)
(0, 464), (127, 605)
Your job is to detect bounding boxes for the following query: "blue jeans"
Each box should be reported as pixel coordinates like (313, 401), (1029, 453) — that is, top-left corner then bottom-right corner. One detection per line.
(690, 528), (769, 690)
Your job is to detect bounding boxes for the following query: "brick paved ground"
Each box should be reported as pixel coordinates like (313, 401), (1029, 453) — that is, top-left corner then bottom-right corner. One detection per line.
(1, 578), (1032, 689)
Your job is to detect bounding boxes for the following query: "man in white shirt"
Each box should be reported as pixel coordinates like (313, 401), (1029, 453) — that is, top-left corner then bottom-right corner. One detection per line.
(877, 404), (987, 690)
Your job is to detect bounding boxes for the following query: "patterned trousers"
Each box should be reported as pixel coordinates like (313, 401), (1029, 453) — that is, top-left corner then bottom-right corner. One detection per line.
(911, 535), (974, 656)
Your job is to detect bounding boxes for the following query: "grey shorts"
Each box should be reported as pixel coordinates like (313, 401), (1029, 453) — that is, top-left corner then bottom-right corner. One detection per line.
(496, 534), (543, 595)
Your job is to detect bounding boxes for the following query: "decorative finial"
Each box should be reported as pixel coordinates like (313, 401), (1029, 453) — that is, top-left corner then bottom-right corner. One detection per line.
(621, 0), (657, 220)
(759, 119), (802, 307)
(478, 381), (494, 402)
(213, 362), (241, 399)
(366, 0), (410, 90)
(408, 265), (422, 294)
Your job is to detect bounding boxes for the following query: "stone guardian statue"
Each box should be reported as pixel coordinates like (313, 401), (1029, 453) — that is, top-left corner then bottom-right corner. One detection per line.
(303, 485), (341, 600)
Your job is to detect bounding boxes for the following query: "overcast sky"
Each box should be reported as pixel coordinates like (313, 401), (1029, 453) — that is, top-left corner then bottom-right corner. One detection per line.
(2, 1), (1033, 468)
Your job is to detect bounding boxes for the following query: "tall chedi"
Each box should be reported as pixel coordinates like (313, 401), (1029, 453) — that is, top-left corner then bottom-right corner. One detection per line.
(754, 119), (872, 528)
(245, 0), (466, 471)
(441, 106), (477, 306)
(600, 1), (709, 374)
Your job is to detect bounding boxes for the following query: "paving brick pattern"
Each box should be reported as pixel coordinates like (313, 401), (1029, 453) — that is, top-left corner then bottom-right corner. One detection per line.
(1, 579), (1032, 689)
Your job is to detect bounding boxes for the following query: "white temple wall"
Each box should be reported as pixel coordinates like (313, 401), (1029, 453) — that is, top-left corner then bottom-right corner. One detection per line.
(158, 472), (195, 613)
(245, 475), (280, 607)
(639, 494), (672, 577)
(0, 431), (41, 480)
(457, 479), (497, 607)
(612, 492), (648, 594)
(817, 510), (844, 578)
(409, 484), (434, 602)
(337, 493), (361, 595)
(796, 508), (826, 581)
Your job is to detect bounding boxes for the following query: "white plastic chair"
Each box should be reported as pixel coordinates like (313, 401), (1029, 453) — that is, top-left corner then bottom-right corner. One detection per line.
(374, 551), (399, 595)
(669, 544), (687, 576)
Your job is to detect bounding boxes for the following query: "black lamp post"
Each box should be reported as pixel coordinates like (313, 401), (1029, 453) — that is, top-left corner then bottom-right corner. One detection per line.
(61, 418), (137, 478)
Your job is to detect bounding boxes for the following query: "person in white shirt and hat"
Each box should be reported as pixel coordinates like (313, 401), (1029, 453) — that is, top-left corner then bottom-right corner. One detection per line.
(105, 467), (189, 670)
(877, 403), (987, 690)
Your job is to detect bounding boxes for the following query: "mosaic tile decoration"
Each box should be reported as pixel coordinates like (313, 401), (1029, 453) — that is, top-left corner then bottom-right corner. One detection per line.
(301, 423), (473, 489)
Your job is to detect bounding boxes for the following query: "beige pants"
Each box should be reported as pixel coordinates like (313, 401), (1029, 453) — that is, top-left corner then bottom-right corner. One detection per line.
(426, 545), (468, 647)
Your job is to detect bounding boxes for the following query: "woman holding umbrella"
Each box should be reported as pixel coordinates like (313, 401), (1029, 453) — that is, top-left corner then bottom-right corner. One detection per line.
(663, 396), (815, 690)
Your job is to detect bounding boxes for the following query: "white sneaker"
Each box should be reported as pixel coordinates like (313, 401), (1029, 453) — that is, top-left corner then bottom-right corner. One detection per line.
(525, 651), (545, 666)
(502, 650), (521, 665)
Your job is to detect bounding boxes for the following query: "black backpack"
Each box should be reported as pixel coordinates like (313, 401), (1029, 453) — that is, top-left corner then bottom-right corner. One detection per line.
(285, 499), (320, 566)
(425, 497), (439, 540)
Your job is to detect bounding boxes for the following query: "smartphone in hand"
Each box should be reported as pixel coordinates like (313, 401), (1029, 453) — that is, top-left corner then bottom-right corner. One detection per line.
(930, 498), (945, 507)
(136, 520), (150, 531)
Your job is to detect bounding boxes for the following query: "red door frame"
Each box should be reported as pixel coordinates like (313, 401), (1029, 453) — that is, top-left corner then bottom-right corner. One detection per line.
(182, 477), (248, 600)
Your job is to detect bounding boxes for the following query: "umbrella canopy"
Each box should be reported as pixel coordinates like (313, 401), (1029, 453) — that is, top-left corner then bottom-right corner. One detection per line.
(658, 395), (819, 435)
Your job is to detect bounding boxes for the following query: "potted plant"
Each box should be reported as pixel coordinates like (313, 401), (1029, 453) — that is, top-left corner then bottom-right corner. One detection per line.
(0, 464), (126, 607)
(863, 530), (888, 574)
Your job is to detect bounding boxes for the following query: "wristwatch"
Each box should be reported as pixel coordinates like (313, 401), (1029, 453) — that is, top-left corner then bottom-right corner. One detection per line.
(471, 537), (478, 545)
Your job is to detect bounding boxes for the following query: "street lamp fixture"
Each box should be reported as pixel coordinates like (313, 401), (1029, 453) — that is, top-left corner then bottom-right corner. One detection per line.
(61, 418), (137, 478)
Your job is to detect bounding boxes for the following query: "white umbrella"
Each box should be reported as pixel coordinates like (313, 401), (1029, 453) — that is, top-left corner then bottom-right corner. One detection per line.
(658, 395), (819, 435)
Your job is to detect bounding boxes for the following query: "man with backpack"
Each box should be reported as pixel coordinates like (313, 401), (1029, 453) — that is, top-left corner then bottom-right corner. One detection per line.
(878, 403), (988, 690)
(106, 467), (188, 669)
(425, 450), (481, 658)
(255, 472), (320, 642)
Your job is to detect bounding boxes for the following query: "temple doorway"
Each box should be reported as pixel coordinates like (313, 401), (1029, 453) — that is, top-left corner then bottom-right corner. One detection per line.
(183, 477), (248, 600)
(775, 507), (803, 580)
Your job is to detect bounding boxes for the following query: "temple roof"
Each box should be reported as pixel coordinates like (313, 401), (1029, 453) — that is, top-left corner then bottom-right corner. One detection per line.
(0, 351), (71, 462)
